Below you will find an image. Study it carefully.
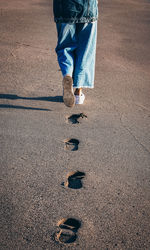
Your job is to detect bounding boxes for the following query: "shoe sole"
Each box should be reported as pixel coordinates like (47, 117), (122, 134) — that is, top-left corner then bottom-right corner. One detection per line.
(63, 76), (75, 107)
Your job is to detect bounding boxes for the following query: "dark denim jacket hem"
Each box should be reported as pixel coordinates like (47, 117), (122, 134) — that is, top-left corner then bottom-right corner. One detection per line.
(53, 0), (98, 24)
(54, 17), (98, 24)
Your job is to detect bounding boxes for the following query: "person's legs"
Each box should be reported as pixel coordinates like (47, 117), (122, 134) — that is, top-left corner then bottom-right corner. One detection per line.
(55, 22), (97, 106)
(73, 21), (97, 89)
(55, 23), (77, 107)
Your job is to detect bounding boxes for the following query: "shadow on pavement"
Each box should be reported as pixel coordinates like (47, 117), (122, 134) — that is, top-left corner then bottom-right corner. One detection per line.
(0, 94), (63, 103)
(0, 104), (51, 111)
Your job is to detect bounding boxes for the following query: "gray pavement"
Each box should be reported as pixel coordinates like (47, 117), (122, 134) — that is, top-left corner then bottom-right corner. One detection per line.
(0, 0), (150, 249)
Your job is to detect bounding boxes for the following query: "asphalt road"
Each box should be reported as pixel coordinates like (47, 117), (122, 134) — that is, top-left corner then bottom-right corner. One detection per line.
(0, 0), (150, 249)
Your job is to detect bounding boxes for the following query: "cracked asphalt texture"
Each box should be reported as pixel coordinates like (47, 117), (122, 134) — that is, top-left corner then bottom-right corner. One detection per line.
(0, 0), (150, 249)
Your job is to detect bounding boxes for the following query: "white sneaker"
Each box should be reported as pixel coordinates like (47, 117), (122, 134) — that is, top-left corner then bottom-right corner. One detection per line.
(75, 93), (85, 104)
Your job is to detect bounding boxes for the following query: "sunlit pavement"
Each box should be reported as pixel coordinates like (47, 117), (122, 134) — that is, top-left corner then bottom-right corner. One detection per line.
(0, 0), (150, 249)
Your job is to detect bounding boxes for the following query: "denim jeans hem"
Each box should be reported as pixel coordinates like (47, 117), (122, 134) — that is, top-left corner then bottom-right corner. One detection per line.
(73, 85), (94, 89)
(62, 71), (73, 77)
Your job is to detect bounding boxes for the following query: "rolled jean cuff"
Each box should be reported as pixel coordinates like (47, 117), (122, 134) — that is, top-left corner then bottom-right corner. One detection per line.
(73, 85), (94, 89)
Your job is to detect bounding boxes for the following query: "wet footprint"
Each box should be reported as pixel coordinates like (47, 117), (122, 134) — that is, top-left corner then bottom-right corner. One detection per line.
(68, 113), (87, 124)
(62, 171), (85, 189)
(55, 218), (81, 244)
(64, 138), (79, 151)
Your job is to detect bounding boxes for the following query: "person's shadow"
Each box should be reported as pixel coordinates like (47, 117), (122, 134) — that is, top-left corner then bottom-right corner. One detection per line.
(0, 94), (63, 111)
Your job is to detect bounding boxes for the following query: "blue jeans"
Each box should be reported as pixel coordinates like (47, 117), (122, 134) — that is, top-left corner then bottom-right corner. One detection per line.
(55, 22), (97, 88)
